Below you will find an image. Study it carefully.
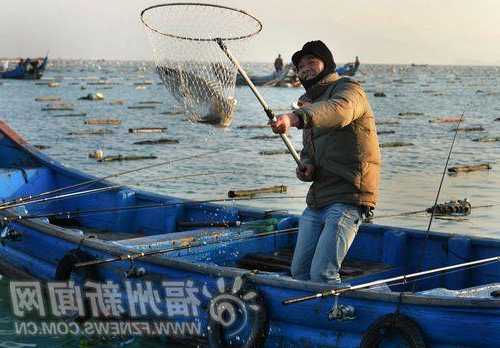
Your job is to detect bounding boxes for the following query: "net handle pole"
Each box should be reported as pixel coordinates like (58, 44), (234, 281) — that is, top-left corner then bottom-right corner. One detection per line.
(216, 39), (303, 169)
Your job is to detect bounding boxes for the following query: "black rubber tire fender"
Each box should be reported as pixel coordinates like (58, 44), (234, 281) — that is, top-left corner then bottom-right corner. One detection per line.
(360, 313), (427, 348)
(207, 280), (269, 348)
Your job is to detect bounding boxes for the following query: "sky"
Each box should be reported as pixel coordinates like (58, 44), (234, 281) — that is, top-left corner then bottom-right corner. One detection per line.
(1, 0), (500, 65)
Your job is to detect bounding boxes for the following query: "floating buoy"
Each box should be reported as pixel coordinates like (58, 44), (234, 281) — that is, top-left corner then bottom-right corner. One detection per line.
(78, 93), (104, 101)
(98, 154), (158, 162)
(426, 199), (471, 216)
(128, 127), (167, 133)
(228, 185), (287, 198)
(374, 92), (386, 97)
(84, 119), (121, 125)
(448, 163), (491, 174)
(88, 149), (104, 160)
(48, 82), (60, 88)
(133, 138), (179, 145)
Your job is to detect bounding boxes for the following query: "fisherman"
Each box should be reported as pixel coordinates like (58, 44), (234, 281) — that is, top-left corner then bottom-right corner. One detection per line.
(354, 56), (360, 70)
(270, 40), (381, 284)
(274, 54), (284, 75)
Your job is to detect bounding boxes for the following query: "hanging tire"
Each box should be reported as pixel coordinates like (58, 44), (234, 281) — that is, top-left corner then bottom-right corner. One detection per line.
(360, 313), (427, 348)
(54, 248), (100, 321)
(55, 248), (99, 281)
(207, 277), (268, 348)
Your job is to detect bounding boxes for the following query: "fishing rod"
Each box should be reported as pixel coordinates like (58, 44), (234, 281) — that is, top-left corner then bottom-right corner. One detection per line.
(0, 195), (305, 223)
(75, 226), (299, 269)
(282, 255), (500, 305)
(0, 149), (227, 211)
(0, 171), (234, 211)
(215, 39), (303, 170)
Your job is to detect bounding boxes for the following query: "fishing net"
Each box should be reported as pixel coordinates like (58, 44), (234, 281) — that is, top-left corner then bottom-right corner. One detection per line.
(141, 3), (262, 127)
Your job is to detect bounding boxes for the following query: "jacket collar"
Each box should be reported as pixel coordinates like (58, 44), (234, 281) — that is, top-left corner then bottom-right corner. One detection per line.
(305, 73), (342, 100)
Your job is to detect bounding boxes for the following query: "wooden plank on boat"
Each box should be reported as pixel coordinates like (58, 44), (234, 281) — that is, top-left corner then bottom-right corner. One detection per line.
(129, 127), (167, 133)
(448, 163), (491, 174)
(228, 185), (287, 198)
(84, 119), (121, 125)
(380, 142), (414, 148)
(133, 138), (179, 145)
(97, 155), (158, 162)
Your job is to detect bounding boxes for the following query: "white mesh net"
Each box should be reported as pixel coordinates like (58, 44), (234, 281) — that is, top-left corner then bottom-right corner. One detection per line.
(141, 3), (262, 127)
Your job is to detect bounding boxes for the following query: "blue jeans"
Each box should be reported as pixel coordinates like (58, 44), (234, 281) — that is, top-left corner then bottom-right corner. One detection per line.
(290, 203), (362, 283)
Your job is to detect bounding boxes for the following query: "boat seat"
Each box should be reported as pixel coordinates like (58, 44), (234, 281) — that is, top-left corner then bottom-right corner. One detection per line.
(237, 249), (393, 280)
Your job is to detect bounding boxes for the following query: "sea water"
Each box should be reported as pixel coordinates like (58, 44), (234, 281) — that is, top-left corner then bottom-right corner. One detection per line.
(0, 60), (499, 346)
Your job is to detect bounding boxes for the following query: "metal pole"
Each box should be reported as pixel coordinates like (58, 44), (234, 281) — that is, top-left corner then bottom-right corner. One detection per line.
(216, 39), (303, 169)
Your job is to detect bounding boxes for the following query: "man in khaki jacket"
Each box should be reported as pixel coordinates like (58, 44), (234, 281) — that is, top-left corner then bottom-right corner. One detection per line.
(271, 40), (381, 284)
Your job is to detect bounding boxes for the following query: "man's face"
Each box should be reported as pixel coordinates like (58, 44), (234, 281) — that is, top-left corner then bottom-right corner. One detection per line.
(297, 54), (325, 81)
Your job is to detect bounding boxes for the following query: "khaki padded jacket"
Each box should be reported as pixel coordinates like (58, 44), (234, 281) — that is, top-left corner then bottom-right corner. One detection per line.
(294, 73), (381, 209)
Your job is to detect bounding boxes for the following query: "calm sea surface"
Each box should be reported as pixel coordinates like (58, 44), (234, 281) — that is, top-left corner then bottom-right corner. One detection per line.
(0, 60), (499, 346)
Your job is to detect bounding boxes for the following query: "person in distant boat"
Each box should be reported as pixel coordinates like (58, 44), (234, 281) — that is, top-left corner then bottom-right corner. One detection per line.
(270, 40), (380, 284)
(354, 56), (360, 70)
(274, 54), (284, 75)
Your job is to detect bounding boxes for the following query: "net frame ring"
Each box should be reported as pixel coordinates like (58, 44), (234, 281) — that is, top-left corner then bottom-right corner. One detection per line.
(140, 2), (263, 42)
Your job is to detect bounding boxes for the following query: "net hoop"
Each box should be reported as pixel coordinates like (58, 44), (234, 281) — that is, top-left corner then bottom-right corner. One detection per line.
(140, 2), (263, 42)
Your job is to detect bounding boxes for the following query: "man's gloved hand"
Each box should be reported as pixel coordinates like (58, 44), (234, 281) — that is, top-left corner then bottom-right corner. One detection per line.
(296, 163), (315, 182)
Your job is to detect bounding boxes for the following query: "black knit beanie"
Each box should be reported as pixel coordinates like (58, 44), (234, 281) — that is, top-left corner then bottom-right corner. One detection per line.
(292, 40), (336, 90)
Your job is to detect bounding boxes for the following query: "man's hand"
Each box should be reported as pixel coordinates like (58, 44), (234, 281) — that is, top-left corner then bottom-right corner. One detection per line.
(270, 113), (300, 134)
(296, 163), (315, 182)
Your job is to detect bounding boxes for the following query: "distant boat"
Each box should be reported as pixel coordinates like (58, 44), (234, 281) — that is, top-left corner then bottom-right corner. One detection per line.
(0, 56), (48, 79)
(237, 60), (360, 87)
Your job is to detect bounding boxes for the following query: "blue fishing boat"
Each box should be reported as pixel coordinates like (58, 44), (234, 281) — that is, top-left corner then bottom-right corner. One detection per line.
(0, 56), (48, 79)
(0, 120), (499, 347)
(237, 61), (358, 87)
